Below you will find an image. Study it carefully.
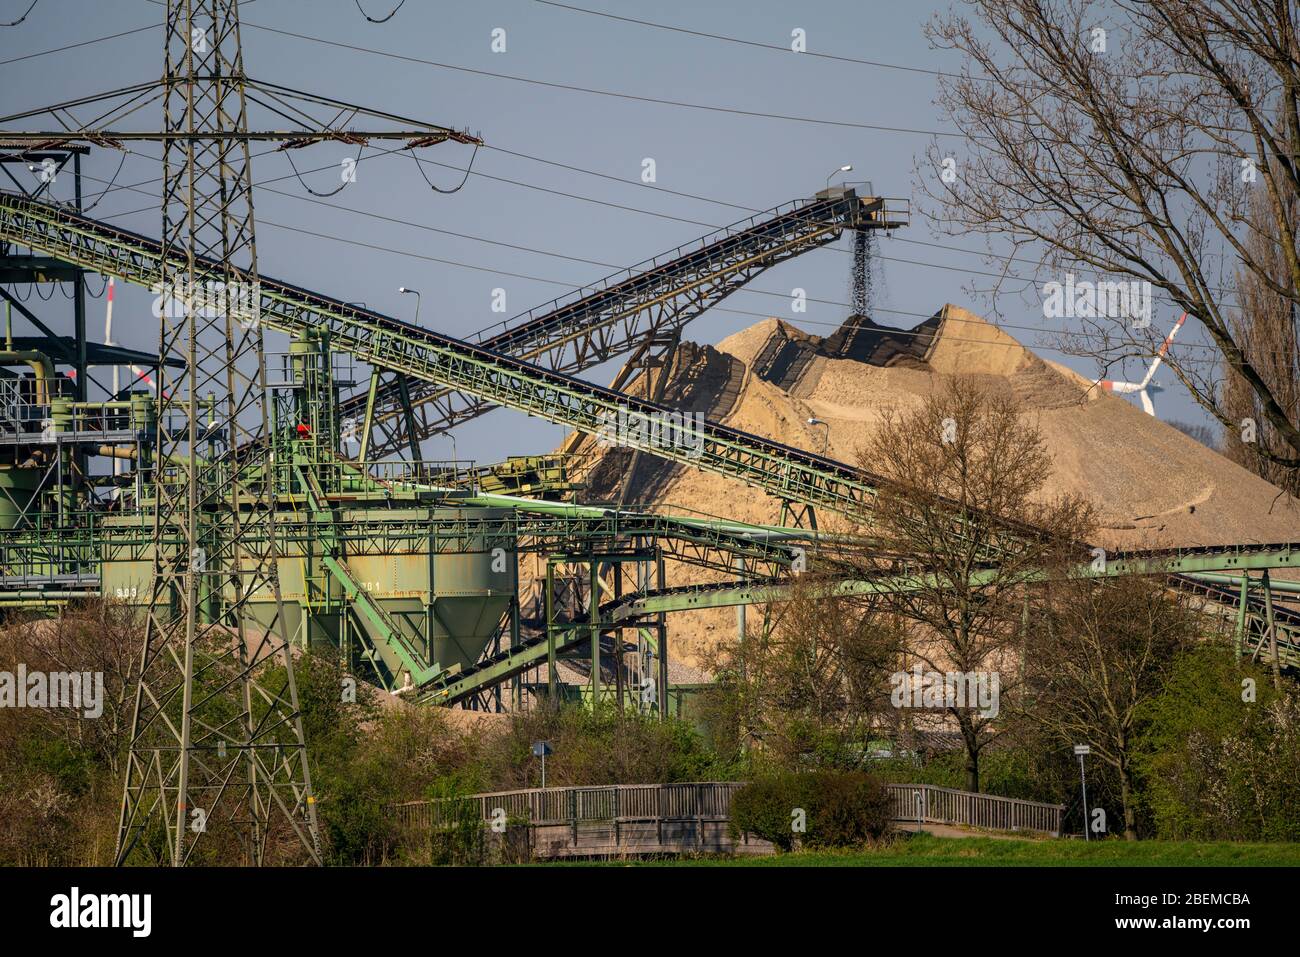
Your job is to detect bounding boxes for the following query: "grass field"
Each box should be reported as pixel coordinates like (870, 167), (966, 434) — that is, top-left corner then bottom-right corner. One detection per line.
(596, 833), (1300, 867)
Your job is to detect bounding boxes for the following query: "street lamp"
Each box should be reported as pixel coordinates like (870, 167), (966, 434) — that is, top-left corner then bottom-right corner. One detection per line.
(807, 416), (829, 454)
(445, 432), (459, 482)
(398, 286), (421, 325)
(825, 164), (853, 190)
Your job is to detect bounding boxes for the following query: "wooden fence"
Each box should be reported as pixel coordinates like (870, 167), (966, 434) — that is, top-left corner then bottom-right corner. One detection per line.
(393, 782), (745, 829)
(393, 782), (758, 859)
(391, 780), (1063, 858)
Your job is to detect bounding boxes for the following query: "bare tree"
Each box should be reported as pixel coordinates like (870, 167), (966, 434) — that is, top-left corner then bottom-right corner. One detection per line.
(1169, 419), (1222, 450)
(923, 0), (1300, 472)
(845, 378), (1093, 792)
(701, 576), (904, 770)
(1223, 174), (1300, 493)
(0, 601), (144, 864)
(1023, 574), (1200, 839)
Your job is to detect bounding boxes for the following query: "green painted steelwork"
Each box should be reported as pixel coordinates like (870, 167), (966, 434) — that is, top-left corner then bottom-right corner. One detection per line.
(323, 554), (444, 686)
(603, 541), (1300, 619)
(1, 191), (1296, 708)
(0, 191), (942, 527)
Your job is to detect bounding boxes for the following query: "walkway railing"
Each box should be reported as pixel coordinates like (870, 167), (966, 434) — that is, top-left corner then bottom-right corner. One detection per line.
(886, 783), (1063, 836)
(391, 780), (1064, 857)
(393, 783), (753, 859)
(392, 782), (745, 830)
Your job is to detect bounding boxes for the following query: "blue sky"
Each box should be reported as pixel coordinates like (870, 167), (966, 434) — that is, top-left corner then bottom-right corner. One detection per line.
(0, 0), (1214, 464)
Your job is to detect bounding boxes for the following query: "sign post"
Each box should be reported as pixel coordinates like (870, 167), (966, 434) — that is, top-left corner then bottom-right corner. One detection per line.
(532, 740), (553, 790)
(1073, 744), (1091, 841)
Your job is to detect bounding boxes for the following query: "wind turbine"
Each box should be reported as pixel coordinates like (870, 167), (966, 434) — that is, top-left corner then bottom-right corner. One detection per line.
(1094, 312), (1187, 417)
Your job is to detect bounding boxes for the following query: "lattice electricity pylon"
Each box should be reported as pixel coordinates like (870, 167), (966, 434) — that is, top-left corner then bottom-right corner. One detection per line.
(0, 0), (480, 866)
(117, 0), (319, 868)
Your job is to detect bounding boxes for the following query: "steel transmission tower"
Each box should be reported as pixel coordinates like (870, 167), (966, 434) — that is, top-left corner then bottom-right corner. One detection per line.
(116, 0), (320, 866)
(0, 0), (477, 866)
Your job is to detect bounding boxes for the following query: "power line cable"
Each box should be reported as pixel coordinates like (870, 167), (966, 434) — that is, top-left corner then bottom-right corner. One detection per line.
(240, 19), (1273, 144)
(528, 0), (1266, 119)
(79, 150), (128, 212)
(16, 82), (1248, 306)
(247, 213), (1225, 358)
(18, 180), (1245, 367)
(473, 143), (1246, 300)
(354, 0), (405, 24)
(0, 22), (157, 66)
(530, 0), (967, 81)
(240, 20), (968, 139)
(67, 140), (1245, 306)
(0, 0), (38, 27)
(412, 141), (479, 193)
(284, 140), (364, 197)
(70, 189), (1145, 355)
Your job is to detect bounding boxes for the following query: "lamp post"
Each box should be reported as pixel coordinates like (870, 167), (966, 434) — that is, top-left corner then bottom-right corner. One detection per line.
(398, 286), (421, 325)
(1074, 744), (1091, 841)
(807, 416), (829, 454)
(825, 164), (852, 190)
(445, 432), (459, 482)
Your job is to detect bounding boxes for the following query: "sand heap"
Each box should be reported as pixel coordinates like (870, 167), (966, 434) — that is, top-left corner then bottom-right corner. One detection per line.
(567, 305), (1300, 668)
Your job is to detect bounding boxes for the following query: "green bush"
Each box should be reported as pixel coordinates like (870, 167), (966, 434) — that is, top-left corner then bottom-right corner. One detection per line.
(1136, 644), (1300, 842)
(428, 782), (486, 866)
(802, 769), (893, 848)
(731, 770), (892, 851)
(481, 703), (736, 788)
(730, 772), (808, 851)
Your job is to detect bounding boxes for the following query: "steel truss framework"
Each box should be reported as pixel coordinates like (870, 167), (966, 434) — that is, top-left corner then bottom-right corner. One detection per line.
(1, 173), (1298, 712)
(1, 0), (478, 867)
(110, 0), (326, 868)
(345, 190), (907, 459)
(596, 542), (1300, 672)
(0, 190), (1045, 553)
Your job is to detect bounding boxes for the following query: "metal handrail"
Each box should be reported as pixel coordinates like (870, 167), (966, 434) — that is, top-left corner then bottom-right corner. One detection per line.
(391, 780), (1064, 836)
(467, 195), (837, 345)
(887, 783), (1063, 836)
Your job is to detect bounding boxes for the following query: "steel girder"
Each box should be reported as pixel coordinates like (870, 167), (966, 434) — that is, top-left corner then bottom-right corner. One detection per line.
(602, 540), (1300, 619)
(0, 504), (804, 584)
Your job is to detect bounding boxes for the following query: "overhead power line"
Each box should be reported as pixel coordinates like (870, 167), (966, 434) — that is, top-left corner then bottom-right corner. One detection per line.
(62, 136), (1244, 307)
(0, 0), (38, 28)
(240, 20), (968, 140)
(75, 190), (1220, 361)
(0, 22), (158, 66)
(354, 0), (405, 24)
(240, 17), (1266, 144)
(530, 0), (965, 81)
